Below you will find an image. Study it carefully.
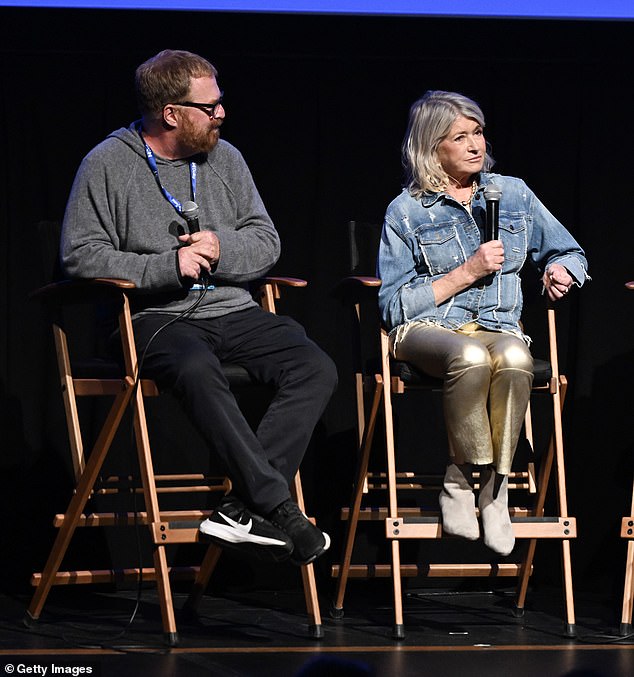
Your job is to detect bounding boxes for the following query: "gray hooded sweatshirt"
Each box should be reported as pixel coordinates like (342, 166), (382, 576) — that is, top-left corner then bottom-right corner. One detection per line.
(61, 123), (280, 318)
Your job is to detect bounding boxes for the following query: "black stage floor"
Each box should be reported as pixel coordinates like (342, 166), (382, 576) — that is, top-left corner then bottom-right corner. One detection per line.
(1, 577), (632, 677)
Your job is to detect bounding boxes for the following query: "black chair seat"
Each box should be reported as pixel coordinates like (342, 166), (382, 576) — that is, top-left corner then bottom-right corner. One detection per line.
(394, 357), (552, 388)
(530, 358), (552, 386)
(72, 358), (258, 389)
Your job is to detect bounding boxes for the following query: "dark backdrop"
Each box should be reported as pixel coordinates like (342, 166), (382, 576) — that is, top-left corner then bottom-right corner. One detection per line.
(1, 7), (633, 617)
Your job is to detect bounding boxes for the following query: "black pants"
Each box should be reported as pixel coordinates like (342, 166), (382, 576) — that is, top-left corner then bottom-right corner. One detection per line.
(131, 306), (338, 514)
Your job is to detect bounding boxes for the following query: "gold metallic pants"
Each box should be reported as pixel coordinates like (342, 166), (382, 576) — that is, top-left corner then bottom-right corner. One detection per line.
(392, 322), (533, 475)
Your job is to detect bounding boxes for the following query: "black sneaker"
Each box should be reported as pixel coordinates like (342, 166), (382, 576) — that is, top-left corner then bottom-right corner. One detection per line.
(199, 495), (294, 562)
(268, 499), (330, 565)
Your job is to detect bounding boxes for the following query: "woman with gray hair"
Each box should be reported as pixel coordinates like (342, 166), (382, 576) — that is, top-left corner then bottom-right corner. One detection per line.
(377, 90), (589, 556)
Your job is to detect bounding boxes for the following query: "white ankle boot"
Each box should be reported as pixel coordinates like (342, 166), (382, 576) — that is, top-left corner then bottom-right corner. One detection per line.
(439, 463), (480, 540)
(478, 466), (515, 556)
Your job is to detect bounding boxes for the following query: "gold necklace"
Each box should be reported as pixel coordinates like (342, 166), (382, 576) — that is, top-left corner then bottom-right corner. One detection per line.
(460, 180), (478, 206)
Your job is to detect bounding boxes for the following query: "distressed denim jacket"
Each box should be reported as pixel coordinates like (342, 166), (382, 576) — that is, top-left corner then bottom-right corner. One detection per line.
(377, 173), (589, 340)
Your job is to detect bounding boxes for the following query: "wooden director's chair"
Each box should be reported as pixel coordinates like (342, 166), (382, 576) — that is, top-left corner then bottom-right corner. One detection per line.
(620, 279), (634, 635)
(331, 221), (577, 640)
(25, 225), (323, 646)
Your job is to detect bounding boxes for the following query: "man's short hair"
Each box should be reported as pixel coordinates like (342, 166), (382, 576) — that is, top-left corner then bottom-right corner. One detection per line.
(135, 49), (218, 118)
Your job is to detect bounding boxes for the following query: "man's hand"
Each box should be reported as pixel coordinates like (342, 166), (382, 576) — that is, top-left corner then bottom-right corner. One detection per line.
(543, 263), (573, 302)
(177, 231), (220, 280)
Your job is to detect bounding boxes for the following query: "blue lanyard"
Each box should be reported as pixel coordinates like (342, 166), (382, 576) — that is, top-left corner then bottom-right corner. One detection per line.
(139, 126), (197, 213)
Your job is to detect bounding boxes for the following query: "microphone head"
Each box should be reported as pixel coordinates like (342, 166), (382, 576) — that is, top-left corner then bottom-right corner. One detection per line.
(483, 185), (502, 202)
(181, 200), (199, 221)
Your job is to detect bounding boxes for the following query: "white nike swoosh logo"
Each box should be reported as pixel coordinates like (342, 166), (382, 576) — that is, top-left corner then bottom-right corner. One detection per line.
(219, 512), (253, 533)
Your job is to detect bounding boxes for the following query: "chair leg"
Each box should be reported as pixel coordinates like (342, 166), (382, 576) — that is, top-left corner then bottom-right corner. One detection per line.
(292, 472), (323, 637)
(152, 547), (178, 646)
(551, 384), (576, 636)
(332, 377), (383, 619)
(379, 329), (406, 640)
(299, 561), (323, 639)
(620, 475), (634, 635)
(390, 540), (405, 640)
(25, 386), (134, 626)
(621, 538), (634, 635)
(132, 389), (179, 646)
(560, 539), (576, 637)
(523, 401), (537, 494)
(185, 544), (224, 616)
(515, 435), (554, 614)
(515, 539), (536, 618)
(516, 374), (575, 636)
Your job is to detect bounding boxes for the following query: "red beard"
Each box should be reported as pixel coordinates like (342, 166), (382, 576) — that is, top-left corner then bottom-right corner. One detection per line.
(178, 115), (222, 155)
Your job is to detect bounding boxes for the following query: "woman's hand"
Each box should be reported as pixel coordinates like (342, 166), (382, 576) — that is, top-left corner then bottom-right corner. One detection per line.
(463, 240), (504, 282)
(432, 240), (504, 305)
(543, 263), (573, 302)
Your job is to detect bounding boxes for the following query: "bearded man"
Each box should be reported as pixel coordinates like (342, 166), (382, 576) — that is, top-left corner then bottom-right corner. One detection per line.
(61, 49), (336, 566)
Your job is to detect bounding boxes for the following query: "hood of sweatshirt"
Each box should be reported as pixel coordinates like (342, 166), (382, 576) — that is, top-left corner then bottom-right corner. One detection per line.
(106, 121), (217, 167)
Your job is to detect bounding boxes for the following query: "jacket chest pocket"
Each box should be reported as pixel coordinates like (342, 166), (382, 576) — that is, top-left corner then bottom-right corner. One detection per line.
(499, 216), (527, 268)
(415, 225), (465, 275)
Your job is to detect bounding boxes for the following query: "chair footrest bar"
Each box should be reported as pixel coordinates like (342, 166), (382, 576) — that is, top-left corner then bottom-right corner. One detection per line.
(96, 486), (223, 495)
(331, 563), (528, 578)
(366, 482), (531, 492)
(31, 566), (202, 586)
(386, 516), (576, 539)
(54, 510), (211, 527)
(367, 471), (530, 481)
(341, 507), (534, 521)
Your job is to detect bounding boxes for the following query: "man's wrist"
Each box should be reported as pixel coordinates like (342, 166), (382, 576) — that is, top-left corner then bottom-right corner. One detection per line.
(175, 251), (187, 287)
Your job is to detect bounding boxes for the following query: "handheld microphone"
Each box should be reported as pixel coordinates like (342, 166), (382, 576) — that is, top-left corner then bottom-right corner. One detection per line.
(180, 200), (211, 289)
(181, 200), (200, 233)
(483, 185), (502, 241)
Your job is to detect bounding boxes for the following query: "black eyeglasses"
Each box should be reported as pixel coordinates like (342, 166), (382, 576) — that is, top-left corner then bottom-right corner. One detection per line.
(175, 92), (224, 119)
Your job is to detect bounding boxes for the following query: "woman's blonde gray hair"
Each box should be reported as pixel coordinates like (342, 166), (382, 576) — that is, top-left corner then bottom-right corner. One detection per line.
(402, 90), (494, 198)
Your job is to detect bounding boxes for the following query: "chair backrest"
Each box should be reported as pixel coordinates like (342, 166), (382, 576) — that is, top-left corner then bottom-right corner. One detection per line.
(37, 220), (64, 286)
(35, 220), (121, 364)
(347, 220), (383, 276)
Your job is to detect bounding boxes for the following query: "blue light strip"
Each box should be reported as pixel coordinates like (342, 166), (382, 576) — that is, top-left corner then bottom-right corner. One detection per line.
(1, 0), (634, 20)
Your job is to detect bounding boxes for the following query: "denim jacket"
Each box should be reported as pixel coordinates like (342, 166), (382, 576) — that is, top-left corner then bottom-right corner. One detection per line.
(377, 173), (589, 339)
